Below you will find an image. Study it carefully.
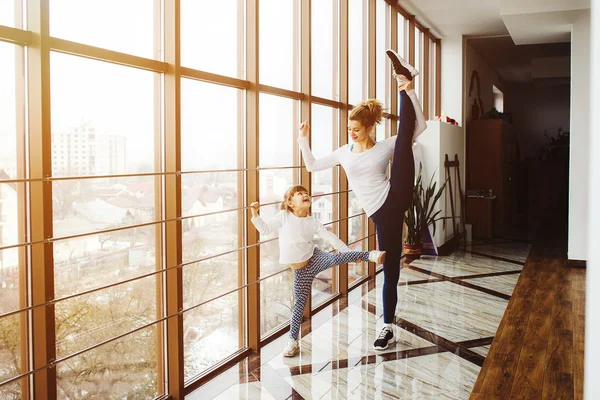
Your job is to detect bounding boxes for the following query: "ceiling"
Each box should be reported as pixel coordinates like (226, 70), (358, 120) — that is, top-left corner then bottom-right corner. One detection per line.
(399, 0), (590, 44)
(397, 0), (588, 83)
(468, 36), (571, 82)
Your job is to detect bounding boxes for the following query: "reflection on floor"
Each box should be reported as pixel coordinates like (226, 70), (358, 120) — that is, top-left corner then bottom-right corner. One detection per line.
(188, 240), (530, 400)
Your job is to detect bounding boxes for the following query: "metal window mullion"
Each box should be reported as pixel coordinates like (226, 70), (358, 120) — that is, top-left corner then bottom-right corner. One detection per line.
(27, 0), (57, 397)
(338, 0), (349, 295)
(153, 0), (166, 394)
(246, 0), (261, 352)
(13, 0), (30, 396)
(436, 39), (441, 119)
(422, 28), (430, 119)
(163, 1), (184, 398)
(367, 0), (376, 278)
(300, 0), (312, 318)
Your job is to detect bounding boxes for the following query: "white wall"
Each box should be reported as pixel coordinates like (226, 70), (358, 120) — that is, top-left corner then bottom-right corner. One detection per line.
(569, 10), (591, 262)
(585, 2), (599, 398)
(464, 42), (507, 123)
(415, 122), (465, 248)
(441, 36), (464, 126)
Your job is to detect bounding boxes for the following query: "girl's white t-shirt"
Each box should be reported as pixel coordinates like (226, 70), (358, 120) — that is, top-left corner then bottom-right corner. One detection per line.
(251, 210), (351, 264)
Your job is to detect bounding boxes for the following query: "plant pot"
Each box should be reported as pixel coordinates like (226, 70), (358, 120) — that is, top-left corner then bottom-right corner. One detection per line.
(403, 243), (423, 262)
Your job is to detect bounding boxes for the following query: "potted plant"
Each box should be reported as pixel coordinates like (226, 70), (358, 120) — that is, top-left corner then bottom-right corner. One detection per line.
(403, 163), (447, 260)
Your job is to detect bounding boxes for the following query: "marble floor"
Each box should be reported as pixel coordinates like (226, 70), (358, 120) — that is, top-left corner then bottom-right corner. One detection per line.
(188, 240), (530, 400)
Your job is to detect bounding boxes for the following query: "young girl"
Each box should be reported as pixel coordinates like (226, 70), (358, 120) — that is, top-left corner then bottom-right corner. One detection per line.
(250, 185), (385, 357)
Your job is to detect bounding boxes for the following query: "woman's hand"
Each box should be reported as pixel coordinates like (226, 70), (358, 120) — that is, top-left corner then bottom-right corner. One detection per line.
(249, 202), (260, 217)
(397, 78), (413, 93)
(299, 121), (310, 138)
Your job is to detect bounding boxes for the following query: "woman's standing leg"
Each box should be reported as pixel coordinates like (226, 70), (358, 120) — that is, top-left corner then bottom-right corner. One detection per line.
(374, 207), (403, 323)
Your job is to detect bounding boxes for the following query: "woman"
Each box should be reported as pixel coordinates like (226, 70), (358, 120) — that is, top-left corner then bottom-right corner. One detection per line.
(297, 50), (426, 350)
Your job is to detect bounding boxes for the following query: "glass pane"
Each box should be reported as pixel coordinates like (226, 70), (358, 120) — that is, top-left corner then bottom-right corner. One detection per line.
(57, 325), (158, 398)
(349, 0), (367, 105)
(312, 194), (338, 226)
(414, 28), (422, 104)
(55, 275), (156, 358)
(258, 205), (285, 274)
(259, 170), (296, 208)
(181, 0), (243, 78)
(0, 1), (16, 27)
(1, 183), (25, 249)
(0, 241), (23, 398)
(259, 94), (298, 167)
(348, 190), (363, 217)
(261, 269), (293, 336)
(0, 246), (24, 389)
(182, 171), (241, 262)
(182, 209), (239, 264)
(259, 0), (298, 90)
(311, 0), (338, 100)
(374, 117), (390, 143)
(183, 251), (241, 309)
(348, 214), (366, 245)
(348, 238), (369, 285)
(53, 224), (158, 299)
(49, 0), (156, 59)
(397, 17), (407, 59)
(0, 312), (23, 398)
(311, 194), (339, 308)
(181, 80), (243, 171)
(0, 42), (18, 180)
(430, 40), (437, 117)
(376, 0), (389, 106)
(51, 52), (156, 177)
(184, 291), (241, 380)
(311, 104), (337, 195)
(0, 248), (21, 315)
(52, 176), (156, 238)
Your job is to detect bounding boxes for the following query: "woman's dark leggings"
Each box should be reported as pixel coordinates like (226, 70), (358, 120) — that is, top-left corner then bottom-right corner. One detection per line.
(369, 90), (416, 324)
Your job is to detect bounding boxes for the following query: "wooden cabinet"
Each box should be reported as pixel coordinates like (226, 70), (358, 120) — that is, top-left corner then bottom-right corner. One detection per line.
(466, 119), (516, 236)
(465, 197), (495, 238)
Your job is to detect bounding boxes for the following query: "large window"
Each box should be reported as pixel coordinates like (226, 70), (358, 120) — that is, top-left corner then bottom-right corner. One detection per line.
(0, 0), (441, 396)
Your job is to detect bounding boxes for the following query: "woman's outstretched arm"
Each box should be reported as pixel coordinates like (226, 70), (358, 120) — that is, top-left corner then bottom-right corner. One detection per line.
(406, 89), (427, 139)
(297, 121), (341, 172)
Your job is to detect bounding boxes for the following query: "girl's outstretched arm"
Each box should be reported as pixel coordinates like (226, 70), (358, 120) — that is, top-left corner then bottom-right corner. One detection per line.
(249, 203), (282, 236)
(314, 220), (351, 253)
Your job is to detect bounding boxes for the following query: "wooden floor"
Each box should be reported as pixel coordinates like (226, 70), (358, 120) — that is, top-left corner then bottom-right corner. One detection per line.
(470, 231), (586, 399)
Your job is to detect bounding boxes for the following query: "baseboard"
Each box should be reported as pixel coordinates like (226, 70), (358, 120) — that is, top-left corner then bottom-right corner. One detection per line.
(568, 259), (587, 268)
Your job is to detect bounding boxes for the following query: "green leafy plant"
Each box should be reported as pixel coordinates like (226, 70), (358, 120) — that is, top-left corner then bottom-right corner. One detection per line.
(539, 127), (570, 161)
(404, 163), (448, 245)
